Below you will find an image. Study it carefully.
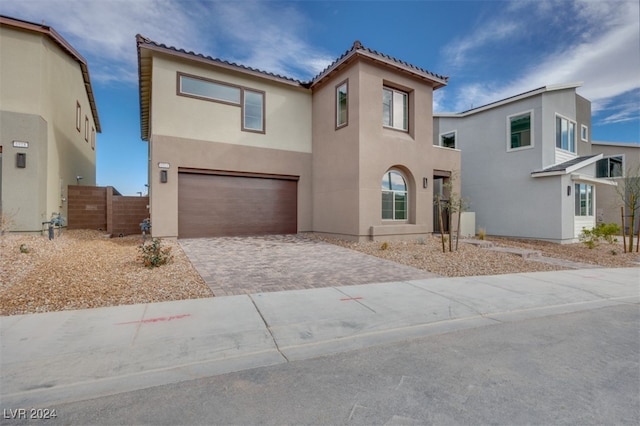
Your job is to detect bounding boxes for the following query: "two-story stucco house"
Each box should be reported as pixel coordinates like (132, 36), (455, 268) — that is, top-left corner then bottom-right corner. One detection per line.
(0, 16), (101, 232)
(137, 37), (460, 241)
(434, 83), (616, 243)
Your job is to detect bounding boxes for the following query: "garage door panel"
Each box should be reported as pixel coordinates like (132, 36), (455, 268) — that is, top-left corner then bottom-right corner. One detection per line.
(178, 173), (297, 238)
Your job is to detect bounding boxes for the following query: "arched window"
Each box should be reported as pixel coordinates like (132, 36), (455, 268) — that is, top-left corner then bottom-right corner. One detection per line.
(381, 170), (407, 220)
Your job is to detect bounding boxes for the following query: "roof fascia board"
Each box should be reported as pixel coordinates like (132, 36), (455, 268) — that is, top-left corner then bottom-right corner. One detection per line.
(564, 153), (602, 174)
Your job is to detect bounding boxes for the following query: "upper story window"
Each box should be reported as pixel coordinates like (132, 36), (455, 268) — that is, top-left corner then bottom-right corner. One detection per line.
(242, 90), (265, 132)
(508, 111), (532, 150)
(336, 80), (348, 128)
(383, 87), (408, 131)
(91, 127), (96, 150)
(179, 74), (241, 104)
(555, 114), (576, 153)
(76, 102), (81, 132)
(84, 116), (89, 141)
(178, 72), (264, 133)
(596, 155), (623, 178)
(381, 170), (407, 220)
(581, 124), (588, 142)
(440, 131), (456, 149)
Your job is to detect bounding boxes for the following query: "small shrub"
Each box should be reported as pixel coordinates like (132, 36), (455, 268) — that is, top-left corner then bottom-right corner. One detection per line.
(380, 241), (389, 250)
(139, 238), (173, 268)
(477, 227), (486, 240)
(580, 223), (621, 249)
(19, 243), (29, 254)
(416, 237), (426, 245)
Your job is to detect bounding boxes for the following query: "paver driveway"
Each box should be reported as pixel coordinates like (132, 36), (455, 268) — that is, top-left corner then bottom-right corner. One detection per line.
(180, 234), (439, 296)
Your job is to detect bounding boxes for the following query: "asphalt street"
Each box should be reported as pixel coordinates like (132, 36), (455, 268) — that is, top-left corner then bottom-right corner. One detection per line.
(3, 303), (638, 426)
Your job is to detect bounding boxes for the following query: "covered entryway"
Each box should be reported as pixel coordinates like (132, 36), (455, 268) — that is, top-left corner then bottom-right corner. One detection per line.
(178, 170), (298, 238)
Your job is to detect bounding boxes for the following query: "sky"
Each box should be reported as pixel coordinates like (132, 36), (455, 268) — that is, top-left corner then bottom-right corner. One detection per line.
(2, 0), (639, 195)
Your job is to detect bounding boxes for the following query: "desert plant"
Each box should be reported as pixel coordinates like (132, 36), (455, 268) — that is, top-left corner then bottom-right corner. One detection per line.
(139, 238), (173, 268)
(380, 241), (389, 250)
(19, 243), (29, 254)
(477, 227), (486, 240)
(579, 223), (621, 249)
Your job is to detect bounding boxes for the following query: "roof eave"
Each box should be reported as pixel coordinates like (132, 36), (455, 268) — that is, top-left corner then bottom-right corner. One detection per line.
(1, 16), (101, 133)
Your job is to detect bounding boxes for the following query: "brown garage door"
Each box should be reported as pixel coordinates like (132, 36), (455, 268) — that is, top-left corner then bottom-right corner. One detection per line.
(178, 172), (297, 238)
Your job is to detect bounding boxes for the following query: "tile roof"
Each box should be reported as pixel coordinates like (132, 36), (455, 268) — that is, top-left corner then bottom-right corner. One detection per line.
(310, 40), (448, 88)
(136, 35), (306, 86)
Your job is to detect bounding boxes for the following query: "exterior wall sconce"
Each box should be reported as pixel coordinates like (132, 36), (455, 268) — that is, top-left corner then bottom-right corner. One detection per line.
(423, 177), (428, 188)
(16, 153), (26, 168)
(567, 185), (572, 196)
(160, 170), (168, 183)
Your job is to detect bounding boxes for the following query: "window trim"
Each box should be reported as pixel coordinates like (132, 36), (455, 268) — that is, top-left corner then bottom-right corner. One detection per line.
(177, 72), (266, 133)
(596, 155), (624, 179)
(335, 79), (348, 129)
(177, 72), (241, 106)
(381, 169), (408, 221)
(76, 102), (81, 132)
(506, 110), (534, 152)
(91, 127), (95, 151)
(382, 86), (409, 132)
(574, 183), (594, 216)
(84, 116), (89, 141)
(439, 130), (457, 149)
(581, 124), (588, 142)
(555, 113), (577, 153)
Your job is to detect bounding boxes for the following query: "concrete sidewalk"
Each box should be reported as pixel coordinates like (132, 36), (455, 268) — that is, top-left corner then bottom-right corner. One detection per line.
(1, 267), (638, 408)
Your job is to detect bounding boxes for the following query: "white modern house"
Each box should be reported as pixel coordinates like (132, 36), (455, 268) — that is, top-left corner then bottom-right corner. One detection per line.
(434, 83), (617, 243)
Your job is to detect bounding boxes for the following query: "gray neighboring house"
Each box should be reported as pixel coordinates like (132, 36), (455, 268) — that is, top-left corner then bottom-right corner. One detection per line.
(591, 141), (640, 230)
(434, 83), (617, 243)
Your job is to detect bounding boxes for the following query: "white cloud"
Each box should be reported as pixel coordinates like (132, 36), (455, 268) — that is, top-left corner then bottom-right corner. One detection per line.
(0, 0), (333, 84)
(439, 0), (640, 124)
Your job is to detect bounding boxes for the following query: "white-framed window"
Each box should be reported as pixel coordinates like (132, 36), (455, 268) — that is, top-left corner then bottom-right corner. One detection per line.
(440, 131), (456, 149)
(596, 155), (623, 178)
(581, 124), (588, 142)
(242, 90), (264, 133)
(383, 87), (408, 131)
(91, 127), (95, 150)
(178, 72), (265, 133)
(555, 114), (576, 153)
(84, 116), (89, 141)
(336, 80), (348, 128)
(574, 183), (593, 216)
(382, 170), (408, 220)
(507, 111), (533, 151)
(76, 102), (81, 132)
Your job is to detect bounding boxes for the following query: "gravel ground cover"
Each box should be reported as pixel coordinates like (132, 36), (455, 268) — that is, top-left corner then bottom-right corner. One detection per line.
(1, 230), (638, 316)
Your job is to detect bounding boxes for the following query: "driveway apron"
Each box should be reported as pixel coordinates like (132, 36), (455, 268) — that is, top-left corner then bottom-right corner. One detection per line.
(179, 235), (439, 296)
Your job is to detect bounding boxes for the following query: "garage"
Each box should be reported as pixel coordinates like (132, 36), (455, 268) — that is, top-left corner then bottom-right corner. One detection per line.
(178, 171), (298, 238)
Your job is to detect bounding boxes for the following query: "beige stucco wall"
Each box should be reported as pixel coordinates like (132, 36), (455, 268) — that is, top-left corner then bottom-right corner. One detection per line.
(0, 25), (97, 231)
(151, 55), (312, 153)
(312, 59), (461, 241)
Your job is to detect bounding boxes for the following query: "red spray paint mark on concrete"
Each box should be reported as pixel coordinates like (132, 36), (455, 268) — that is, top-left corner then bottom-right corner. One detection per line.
(116, 314), (191, 325)
(340, 297), (363, 302)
